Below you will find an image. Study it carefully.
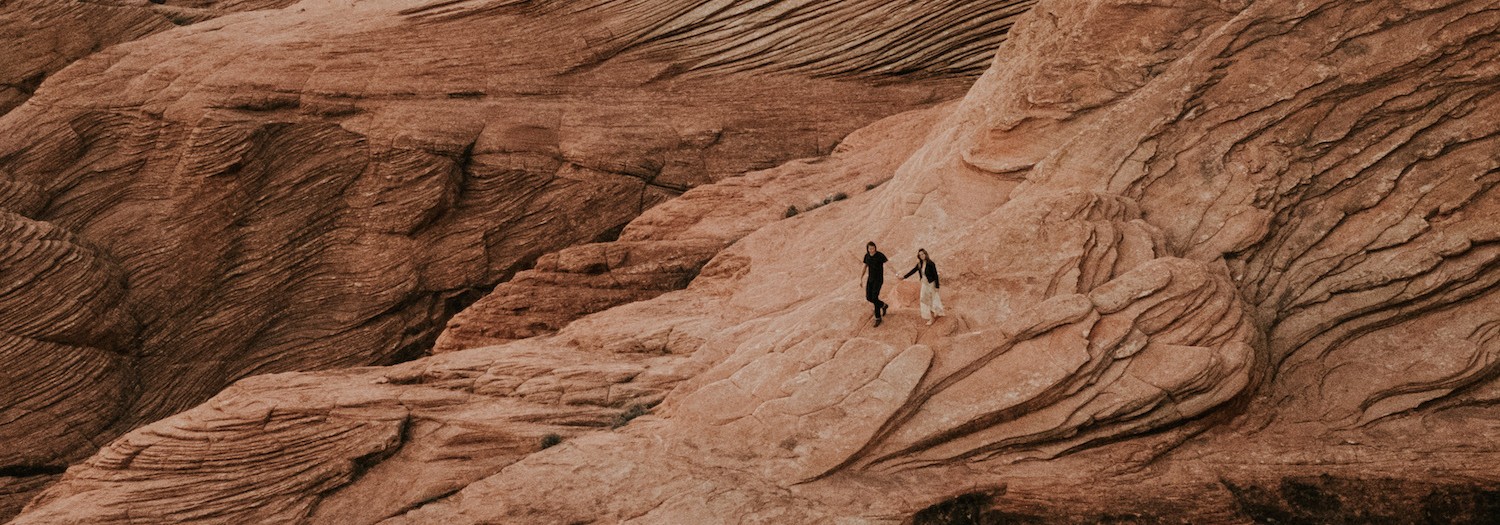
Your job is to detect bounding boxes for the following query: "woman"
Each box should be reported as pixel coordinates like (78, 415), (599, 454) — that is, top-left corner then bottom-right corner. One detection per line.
(902, 248), (944, 325)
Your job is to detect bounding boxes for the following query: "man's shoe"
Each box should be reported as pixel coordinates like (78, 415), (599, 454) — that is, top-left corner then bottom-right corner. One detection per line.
(874, 317), (883, 327)
(882, 304), (889, 317)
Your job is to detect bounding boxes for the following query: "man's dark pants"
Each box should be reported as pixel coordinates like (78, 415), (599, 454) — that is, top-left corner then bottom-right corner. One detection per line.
(866, 278), (886, 318)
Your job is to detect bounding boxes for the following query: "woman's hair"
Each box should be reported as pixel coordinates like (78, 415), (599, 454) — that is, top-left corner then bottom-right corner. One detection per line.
(917, 248), (929, 260)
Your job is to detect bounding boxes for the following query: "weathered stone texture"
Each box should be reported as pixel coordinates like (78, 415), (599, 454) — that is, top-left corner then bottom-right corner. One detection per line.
(7, 0), (1500, 523)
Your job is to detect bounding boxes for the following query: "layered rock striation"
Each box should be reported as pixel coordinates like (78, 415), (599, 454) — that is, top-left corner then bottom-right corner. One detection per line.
(9, 0), (1500, 523)
(0, 0), (298, 116)
(0, 0), (1037, 518)
(432, 104), (950, 352)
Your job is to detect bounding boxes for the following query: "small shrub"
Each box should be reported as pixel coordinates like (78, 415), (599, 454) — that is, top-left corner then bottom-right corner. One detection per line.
(832, 192), (848, 201)
(911, 491), (1018, 525)
(539, 433), (563, 449)
(822, 196), (833, 205)
(784, 205), (799, 218)
(866, 183), (876, 190)
(611, 404), (651, 429)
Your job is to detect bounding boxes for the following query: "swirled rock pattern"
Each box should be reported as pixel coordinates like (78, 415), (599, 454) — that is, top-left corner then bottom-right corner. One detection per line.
(4, 99), (951, 525)
(1, 0), (163, 116)
(10, 0), (1500, 523)
(0, 0), (1031, 518)
(0, 212), (136, 515)
(0, 0), (295, 116)
(527, 0), (1039, 79)
(432, 104), (948, 352)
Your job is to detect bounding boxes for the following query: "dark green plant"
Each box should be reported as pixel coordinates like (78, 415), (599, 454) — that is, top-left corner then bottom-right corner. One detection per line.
(784, 205), (799, 217)
(539, 433), (563, 449)
(611, 404), (651, 429)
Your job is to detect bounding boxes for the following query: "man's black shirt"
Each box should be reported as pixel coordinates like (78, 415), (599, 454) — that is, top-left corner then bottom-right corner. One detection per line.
(863, 251), (888, 282)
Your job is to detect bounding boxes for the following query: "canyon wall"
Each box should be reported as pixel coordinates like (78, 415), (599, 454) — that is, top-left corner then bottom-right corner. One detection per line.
(0, 0), (301, 116)
(0, 0), (1034, 518)
(6, 0), (1500, 523)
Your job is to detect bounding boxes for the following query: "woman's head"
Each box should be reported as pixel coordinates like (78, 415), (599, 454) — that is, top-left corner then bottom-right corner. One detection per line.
(917, 248), (929, 261)
(867, 241), (877, 254)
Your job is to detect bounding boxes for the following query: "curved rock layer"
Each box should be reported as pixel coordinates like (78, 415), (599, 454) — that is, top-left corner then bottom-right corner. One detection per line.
(10, 0), (1500, 523)
(1, 0), (163, 116)
(9, 103), (953, 525)
(0, 212), (135, 514)
(433, 103), (949, 352)
(0, 0), (296, 116)
(0, 0), (1031, 518)
(531, 0), (1039, 79)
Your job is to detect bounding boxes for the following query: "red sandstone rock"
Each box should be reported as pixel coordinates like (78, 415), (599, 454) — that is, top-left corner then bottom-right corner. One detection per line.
(0, 0), (1031, 519)
(0, 0), (294, 116)
(432, 103), (952, 352)
(10, 0), (1500, 523)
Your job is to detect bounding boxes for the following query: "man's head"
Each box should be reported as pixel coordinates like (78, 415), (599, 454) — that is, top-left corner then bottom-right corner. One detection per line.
(866, 241), (877, 254)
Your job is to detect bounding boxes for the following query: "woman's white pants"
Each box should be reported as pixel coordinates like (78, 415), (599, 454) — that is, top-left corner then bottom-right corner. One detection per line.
(919, 280), (945, 320)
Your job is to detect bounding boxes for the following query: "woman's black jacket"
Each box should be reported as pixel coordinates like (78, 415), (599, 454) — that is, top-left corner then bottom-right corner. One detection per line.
(903, 260), (940, 288)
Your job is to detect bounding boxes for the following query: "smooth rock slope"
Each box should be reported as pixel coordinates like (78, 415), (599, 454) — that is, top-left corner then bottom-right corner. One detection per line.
(9, 0), (1500, 523)
(0, 0), (1036, 518)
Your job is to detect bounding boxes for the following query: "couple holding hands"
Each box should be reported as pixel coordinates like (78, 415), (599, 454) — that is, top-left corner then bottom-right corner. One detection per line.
(860, 242), (944, 327)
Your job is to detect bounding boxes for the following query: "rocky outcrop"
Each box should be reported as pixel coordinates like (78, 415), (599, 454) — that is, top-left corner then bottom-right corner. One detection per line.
(10, 0), (1500, 523)
(0, 211), (136, 515)
(432, 104), (948, 352)
(8, 104), (951, 524)
(0, 0), (295, 116)
(0, 0), (1036, 518)
(533, 0), (1039, 79)
(379, 1), (1500, 517)
(1, 1), (161, 116)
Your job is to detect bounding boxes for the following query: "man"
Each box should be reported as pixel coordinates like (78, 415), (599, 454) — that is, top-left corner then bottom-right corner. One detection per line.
(861, 241), (890, 326)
